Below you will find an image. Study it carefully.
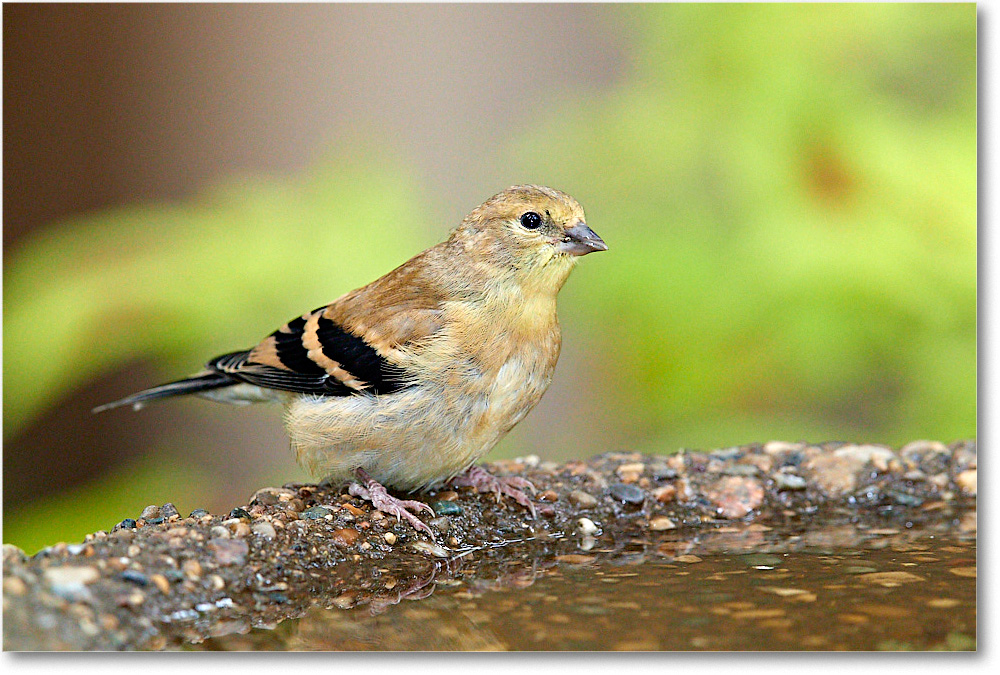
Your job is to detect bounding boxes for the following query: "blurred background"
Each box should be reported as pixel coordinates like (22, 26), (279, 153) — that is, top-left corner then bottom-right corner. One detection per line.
(3, 4), (976, 553)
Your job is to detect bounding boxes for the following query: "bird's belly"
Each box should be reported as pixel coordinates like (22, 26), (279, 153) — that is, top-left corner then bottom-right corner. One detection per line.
(283, 356), (553, 491)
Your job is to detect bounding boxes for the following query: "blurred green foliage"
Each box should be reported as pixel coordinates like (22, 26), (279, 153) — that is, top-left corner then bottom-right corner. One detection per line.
(4, 161), (431, 436)
(516, 3), (976, 449)
(3, 4), (976, 550)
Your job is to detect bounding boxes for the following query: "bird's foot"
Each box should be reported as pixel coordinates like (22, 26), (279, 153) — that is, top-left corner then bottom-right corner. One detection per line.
(448, 465), (537, 517)
(349, 468), (436, 539)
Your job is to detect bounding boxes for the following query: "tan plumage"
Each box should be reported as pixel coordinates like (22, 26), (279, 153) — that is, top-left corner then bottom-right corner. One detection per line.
(96, 185), (607, 534)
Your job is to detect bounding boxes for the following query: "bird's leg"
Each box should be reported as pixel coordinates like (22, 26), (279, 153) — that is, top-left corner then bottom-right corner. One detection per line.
(348, 468), (436, 538)
(448, 465), (537, 517)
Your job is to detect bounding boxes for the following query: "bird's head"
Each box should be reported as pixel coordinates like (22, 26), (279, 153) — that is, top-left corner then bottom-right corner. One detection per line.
(452, 185), (607, 292)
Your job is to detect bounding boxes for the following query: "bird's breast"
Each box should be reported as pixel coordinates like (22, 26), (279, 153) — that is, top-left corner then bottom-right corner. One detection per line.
(454, 309), (561, 442)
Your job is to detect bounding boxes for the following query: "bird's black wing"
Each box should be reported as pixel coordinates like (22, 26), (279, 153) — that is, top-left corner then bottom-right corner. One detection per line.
(210, 307), (411, 397)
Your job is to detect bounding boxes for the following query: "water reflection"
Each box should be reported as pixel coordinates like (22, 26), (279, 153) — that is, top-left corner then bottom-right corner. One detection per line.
(179, 509), (976, 651)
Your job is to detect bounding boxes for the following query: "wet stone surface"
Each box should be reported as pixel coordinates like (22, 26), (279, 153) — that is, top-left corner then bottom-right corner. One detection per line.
(2, 440), (977, 651)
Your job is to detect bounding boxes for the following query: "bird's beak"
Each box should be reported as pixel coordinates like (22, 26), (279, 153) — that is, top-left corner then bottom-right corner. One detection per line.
(558, 222), (608, 256)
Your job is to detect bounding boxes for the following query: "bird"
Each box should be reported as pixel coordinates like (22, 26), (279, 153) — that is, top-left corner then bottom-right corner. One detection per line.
(95, 185), (607, 537)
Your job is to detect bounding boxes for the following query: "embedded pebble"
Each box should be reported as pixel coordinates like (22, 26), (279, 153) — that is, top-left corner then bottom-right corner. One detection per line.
(774, 473), (807, 491)
(149, 574), (170, 595)
(3, 576), (27, 596)
(956, 469), (976, 495)
(429, 517), (451, 532)
(649, 463), (676, 480)
(608, 483), (645, 505)
(383, 532), (397, 545)
(537, 505), (556, 518)
(251, 521), (277, 539)
(3, 544), (28, 564)
(805, 454), (860, 496)
(207, 538), (248, 566)
(188, 509), (209, 518)
(616, 462), (645, 483)
(953, 445), (978, 471)
(928, 473), (950, 489)
(900, 440), (949, 460)
(706, 476), (764, 518)
(251, 490), (279, 506)
(301, 506), (334, 520)
(182, 560), (202, 580)
(652, 485), (677, 503)
(228, 507), (251, 521)
(741, 454), (774, 473)
(431, 501), (463, 516)
(119, 570), (149, 586)
(224, 520), (250, 537)
(332, 528), (360, 546)
(763, 441), (806, 455)
(648, 516), (676, 531)
(568, 490), (598, 509)
(577, 518), (599, 536)
(43, 566), (99, 601)
(253, 487), (295, 505)
(713, 447), (743, 460)
(834, 444), (896, 470)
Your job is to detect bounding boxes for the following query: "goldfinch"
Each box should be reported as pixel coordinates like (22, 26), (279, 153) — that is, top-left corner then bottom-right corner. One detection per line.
(95, 185), (607, 536)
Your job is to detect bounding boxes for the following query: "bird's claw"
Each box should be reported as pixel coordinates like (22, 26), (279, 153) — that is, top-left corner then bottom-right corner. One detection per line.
(498, 474), (537, 494)
(449, 465), (537, 517)
(350, 469), (436, 539)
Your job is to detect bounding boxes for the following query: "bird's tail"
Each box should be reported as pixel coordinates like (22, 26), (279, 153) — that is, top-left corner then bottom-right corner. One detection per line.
(92, 372), (236, 413)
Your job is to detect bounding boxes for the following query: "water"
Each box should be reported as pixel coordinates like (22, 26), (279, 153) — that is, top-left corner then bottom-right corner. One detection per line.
(171, 508), (975, 651)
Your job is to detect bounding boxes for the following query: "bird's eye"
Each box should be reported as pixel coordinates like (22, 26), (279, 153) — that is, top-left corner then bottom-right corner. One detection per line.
(520, 212), (542, 230)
